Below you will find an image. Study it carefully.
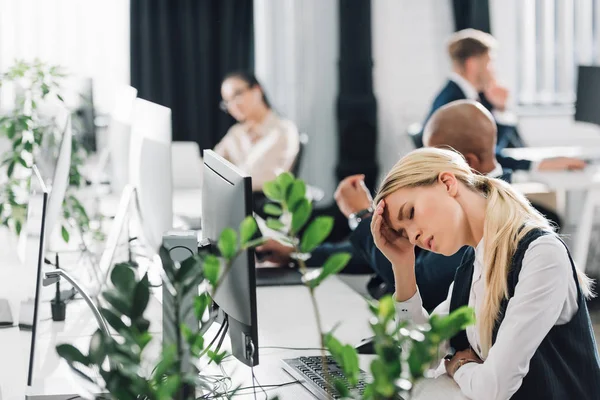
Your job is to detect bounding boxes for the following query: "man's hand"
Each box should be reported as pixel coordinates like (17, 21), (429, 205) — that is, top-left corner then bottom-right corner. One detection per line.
(334, 174), (373, 218)
(255, 239), (294, 264)
(538, 157), (586, 171)
(444, 348), (483, 379)
(484, 80), (509, 111)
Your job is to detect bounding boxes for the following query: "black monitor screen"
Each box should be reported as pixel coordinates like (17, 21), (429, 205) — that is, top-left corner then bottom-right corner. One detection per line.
(575, 65), (600, 126)
(201, 150), (258, 367)
(24, 165), (50, 386)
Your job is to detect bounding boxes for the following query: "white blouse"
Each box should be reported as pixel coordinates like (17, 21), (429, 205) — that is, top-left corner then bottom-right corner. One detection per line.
(396, 235), (579, 400)
(214, 111), (299, 191)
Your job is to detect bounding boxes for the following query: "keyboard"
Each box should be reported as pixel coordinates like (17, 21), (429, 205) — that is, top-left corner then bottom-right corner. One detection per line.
(282, 355), (368, 399)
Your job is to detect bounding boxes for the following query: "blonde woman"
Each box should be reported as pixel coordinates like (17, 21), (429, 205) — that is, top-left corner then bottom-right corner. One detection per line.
(371, 147), (600, 400)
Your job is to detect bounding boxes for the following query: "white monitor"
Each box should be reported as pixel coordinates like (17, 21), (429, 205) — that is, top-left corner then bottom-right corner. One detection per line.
(108, 85), (137, 194)
(128, 98), (173, 251)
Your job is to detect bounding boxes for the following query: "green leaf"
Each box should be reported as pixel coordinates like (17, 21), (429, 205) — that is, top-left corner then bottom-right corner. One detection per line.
(15, 219), (22, 235)
(56, 94), (64, 102)
(217, 228), (237, 259)
(276, 172), (294, 195)
(286, 180), (306, 211)
(7, 160), (15, 177)
(266, 218), (285, 231)
(333, 379), (350, 398)
(429, 306), (476, 340)
(262, 180), (283, 202)
(159, 246), (176, 284)
(207, 350), (227, 364)
(59, 225), (69, 242)
(88, 330), (106, 364)
(56, 344), (90, 366)
(135, 318), (151, 334)
(181, 323), (194, 342)
(203, 255), (220, 286)
(305, 252), (352, 289)
(100, 308), (129, 333)
(378, 295), (396, 322)
(176, 254), (200, 284)
(101, 291), (130, 320)
(130, 274), (150, 319)
(263, 203), (283, 217)
(291, 198), (312, 234)
(152, 345), (177, 382)
(110, 263), (136, 293)
(194, 293), (212, 320)
(300, 216), (334, 253)
(17, 157), (27, 168)
(157, 375), (181, 400)
(239, 216), (258, 245)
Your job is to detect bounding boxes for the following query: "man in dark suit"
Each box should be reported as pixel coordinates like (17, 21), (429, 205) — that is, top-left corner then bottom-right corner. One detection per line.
(258, 100), (512, 312)
(416, 29), (585, 173)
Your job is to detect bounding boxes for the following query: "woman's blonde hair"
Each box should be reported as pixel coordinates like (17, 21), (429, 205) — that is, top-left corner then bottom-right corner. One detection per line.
(375, 147), (593, 356)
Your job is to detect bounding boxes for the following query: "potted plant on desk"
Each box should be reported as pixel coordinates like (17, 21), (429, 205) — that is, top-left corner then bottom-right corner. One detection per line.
(0, 59), (101, 244)
(55, 172), (474, 400)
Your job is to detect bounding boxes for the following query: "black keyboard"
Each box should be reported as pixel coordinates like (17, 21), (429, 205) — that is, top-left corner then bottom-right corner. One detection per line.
(282, 355), (368, 399)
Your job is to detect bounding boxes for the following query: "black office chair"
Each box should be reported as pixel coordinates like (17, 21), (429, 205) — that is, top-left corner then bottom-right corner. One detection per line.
(291, 132), (309, 177)
(407, 122), (423, 149)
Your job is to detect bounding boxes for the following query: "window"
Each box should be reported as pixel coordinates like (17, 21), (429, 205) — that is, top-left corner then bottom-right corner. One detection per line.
(517, 0), (600, 105)
(0, 0), (130, 113)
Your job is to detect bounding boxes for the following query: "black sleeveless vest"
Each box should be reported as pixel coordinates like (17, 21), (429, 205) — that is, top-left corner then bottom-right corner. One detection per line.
(449, 229), (600, 399)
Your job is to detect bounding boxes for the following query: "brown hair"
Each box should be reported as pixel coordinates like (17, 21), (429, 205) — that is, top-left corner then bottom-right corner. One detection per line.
(448, 29), (497, 67)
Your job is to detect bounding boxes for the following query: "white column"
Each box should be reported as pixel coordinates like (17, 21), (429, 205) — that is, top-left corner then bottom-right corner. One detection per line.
(557, 0), (575, 103)
(254, 0), (339, 201)
(519, 0), (538, 104)
(576, 0), (594, 65)
(489, 0), (520, 107)
(540, 0), (556, 103)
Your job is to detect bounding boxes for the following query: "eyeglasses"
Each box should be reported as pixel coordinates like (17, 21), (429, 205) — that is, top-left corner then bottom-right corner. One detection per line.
(219, 86), (251, 112)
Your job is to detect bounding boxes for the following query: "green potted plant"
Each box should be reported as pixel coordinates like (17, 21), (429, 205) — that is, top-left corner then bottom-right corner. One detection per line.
(55, 172), (474, 399)
(0, 59), (100, 243)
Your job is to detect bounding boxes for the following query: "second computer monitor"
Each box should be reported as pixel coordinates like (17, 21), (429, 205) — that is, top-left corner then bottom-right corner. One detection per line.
(201, 150), (258, 367)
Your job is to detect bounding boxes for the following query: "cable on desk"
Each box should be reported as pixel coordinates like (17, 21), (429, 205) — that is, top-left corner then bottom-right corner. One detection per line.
(197, 380), (301, 399)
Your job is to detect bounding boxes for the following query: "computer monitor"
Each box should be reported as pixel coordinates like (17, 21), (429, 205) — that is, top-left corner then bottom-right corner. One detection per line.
(201, 150), (259, 367)
(575, 65), (600, 126)
(68, 77), (96, 152)
(128, 98), (173, 251)
(23, 165), (50, 387)
(108, 85), (137, 194)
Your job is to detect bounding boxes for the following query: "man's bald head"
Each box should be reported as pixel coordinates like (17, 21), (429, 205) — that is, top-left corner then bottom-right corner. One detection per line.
(422, 100), (497, 174)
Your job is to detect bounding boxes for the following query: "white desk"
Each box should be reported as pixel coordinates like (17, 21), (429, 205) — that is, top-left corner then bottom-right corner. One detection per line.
(502, 147), (600, 271)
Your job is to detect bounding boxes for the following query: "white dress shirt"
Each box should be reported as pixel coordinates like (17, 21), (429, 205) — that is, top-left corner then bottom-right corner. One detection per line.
(395, 234), (578, 400)
(214, 111), (300, 191)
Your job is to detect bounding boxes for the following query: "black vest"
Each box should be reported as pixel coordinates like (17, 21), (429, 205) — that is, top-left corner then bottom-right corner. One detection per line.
(449, 229), (600, 399)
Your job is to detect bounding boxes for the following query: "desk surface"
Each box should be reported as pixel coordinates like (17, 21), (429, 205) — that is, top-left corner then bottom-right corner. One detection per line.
(502, 145), (600, 162)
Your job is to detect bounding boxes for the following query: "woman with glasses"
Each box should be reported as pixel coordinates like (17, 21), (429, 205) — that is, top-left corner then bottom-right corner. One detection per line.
(215, 71), (299, 192)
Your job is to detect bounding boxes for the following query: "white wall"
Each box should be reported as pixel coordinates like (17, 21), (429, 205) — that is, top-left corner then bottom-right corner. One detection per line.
(372, 0), (454, 178)
(254, 0), (338, 202)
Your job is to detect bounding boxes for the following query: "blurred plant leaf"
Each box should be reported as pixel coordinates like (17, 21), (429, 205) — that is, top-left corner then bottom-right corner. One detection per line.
(217, 228), (237, 259)
(262, 181), (283, 202)
(276, 172), (294, 196)
(130, 274), (150, 320)
(291, 198), (312, 235)
(286, 180), (306, 212)
(263, 203), (283, 217)
(111, 263), (136, 293)
(103, 289), (131, 317)
(305, 252), (351, 289)
(203, 255), (220, 287)
(266, 218), (285, 231)
(300, 216), (334, 253)
(56, 344), (90, 366)
(239, 216), (258, 245)
(194, 293), (211, 320)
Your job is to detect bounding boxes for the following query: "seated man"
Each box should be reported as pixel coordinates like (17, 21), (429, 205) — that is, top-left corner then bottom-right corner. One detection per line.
(259, 100), (509, 312)
(417, 28), (585, 173)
